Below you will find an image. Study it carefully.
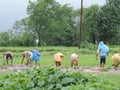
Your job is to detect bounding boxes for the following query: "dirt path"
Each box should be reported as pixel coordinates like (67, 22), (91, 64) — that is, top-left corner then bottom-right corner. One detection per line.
(0, 64), (32, 73)
(67, 66), (120, 74)
(0, 64), (120, 74)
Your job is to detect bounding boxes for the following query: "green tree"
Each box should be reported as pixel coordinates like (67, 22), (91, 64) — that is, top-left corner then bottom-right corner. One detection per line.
(0, 32), (10, 46)
(97, 0), (120, 43)
(11, 18), (35, 46)
(82, 5), (100, 43)
(27, 0), (79, 46)
(82, 0), (120, 44)
(10, 0), (79, 46)
(20, 32), (35, 46)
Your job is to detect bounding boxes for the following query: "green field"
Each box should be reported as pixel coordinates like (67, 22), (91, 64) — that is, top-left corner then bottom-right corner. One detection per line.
(0, 46), (116, 67)
(0, 46), (120, 88)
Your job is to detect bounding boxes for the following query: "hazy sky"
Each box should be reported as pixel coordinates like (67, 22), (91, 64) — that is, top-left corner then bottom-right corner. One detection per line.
(0, 0), (106, 32)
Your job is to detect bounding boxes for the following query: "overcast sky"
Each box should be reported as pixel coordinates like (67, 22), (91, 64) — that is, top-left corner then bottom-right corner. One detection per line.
(0, 0), (106, 32)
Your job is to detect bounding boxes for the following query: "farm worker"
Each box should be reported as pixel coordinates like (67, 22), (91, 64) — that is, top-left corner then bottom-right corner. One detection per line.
(96, 41), (109, 68)
(30, 47), (41, 67)
(21, 50), (33, 65)
(71, 53), (78, 67)
(112, 53), (120, 69)
(54, 53), (64, 67)
(4, 51), (13, 65)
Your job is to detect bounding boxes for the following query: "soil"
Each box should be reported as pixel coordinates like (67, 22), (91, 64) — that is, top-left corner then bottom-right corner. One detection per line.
(0, 64), (32, 73)
(68, 66), (120, 74)
(0, 64), (120, 74)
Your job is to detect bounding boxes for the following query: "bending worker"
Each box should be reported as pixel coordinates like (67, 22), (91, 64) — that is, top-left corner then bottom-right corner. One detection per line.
(54, 53), (64, 67)
(112, 53), (120, 69)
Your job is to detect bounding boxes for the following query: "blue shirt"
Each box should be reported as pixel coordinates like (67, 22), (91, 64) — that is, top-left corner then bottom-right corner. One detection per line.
(32, 49), (40, 61)
(98, 41), (109, 57)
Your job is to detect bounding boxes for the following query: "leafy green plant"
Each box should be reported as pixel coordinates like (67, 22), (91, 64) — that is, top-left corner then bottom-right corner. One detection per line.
(0, 68), (119, 90)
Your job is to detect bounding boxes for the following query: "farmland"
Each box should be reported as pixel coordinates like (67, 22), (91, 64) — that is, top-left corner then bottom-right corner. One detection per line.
(0, 46), (120, 89)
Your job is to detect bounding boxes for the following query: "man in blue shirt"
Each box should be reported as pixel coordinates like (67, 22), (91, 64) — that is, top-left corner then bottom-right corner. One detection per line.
(96, 41), (109, 68)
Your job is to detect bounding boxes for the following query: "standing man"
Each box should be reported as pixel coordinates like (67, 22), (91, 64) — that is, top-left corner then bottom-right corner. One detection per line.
(96, 41), (109, 68)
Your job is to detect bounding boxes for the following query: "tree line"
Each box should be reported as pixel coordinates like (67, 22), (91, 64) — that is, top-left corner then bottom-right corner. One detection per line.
(0, 0), (120, 46)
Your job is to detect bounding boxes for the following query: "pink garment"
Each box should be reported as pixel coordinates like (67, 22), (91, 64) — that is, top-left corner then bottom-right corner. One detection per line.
(71, 53), (78, 61)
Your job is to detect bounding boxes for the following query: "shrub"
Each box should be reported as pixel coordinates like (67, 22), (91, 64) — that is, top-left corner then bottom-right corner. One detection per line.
(0, 68), (119, 90)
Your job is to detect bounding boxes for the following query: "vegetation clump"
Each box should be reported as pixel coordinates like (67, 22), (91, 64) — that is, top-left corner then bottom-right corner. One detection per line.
(0, 68), (119, 90)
